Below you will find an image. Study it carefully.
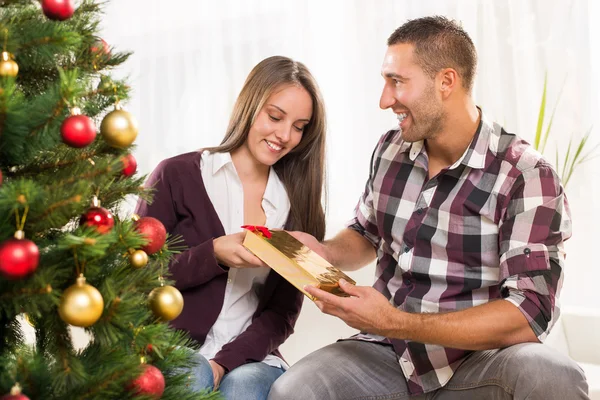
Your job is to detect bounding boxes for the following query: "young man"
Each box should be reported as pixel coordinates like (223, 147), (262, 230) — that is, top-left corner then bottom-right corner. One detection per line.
(268, 16), (588, 400)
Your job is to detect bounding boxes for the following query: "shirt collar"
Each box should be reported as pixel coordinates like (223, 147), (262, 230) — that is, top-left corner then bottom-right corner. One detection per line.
(405, 108), (493, 170)
(211, 151), (233, 175)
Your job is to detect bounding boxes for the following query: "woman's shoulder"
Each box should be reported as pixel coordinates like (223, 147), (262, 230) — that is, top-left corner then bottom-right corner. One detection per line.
(154, 151), (203, 175)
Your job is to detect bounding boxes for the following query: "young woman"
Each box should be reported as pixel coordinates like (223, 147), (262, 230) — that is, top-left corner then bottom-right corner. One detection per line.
(135, 56), (327, 399)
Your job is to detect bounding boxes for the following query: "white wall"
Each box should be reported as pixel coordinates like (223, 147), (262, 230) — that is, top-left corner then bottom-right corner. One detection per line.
(100, 0), (600, 365)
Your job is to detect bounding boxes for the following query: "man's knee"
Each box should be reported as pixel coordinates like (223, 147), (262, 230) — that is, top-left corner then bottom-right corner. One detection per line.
(509, 343), (588, 398)
(268, 372), (303, 400)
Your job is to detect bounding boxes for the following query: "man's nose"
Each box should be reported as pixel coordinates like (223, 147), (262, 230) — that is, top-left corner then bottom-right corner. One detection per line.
(379, 85), (395, 110)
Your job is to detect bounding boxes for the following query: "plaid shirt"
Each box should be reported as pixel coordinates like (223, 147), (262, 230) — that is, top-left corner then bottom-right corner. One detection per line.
(348, 111), (572, 395)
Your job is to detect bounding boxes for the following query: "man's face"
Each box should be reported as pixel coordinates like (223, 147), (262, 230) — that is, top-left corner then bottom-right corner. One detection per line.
(379, 43), (445, 142)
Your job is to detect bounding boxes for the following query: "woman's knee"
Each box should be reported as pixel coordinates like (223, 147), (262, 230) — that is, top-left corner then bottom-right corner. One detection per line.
(188, 353), (214, 392)
(220, 363), (284, 400)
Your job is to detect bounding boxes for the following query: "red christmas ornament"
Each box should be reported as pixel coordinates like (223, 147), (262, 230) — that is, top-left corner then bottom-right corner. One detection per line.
(41, 0), (75, 21)
(0, 231), (39, 280)
(80, 206), (114, 234)
(121, 154), (137, 177)
(0, 169), (3, 186)
(129, 364), (165, 399)
(0, 383), (30, 400)
(134, 216), (166, 255)
(61, 109), (97, 148)
(90, 38), (110, 57)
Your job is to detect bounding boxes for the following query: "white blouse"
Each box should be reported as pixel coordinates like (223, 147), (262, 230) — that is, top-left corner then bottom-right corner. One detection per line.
(198, 150), (290, 369)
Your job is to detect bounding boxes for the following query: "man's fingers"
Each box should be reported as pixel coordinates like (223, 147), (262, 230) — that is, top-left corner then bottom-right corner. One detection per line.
(305, 285), (346, 309)
(338, 279), (361, 297)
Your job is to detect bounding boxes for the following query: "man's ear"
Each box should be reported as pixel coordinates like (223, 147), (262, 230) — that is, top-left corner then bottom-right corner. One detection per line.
(439, 68), (458, 99)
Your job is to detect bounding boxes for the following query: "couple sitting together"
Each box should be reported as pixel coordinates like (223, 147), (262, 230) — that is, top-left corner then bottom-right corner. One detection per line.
(135, 16), (589, 400)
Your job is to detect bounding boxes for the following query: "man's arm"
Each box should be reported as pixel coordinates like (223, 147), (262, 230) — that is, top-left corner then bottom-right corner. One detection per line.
(290, 228), (376, 271)
(305, 280), (538, 351)
(391, 298), (538, 350)
(324, 228), (377, 271)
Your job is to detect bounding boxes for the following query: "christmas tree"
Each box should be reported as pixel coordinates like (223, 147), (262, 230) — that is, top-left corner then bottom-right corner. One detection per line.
(0, 1), (219, 399)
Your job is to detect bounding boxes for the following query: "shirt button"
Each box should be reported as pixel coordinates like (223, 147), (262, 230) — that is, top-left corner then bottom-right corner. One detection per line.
(404, 278), (412, 286)
(227, 278), (232, 284)
(524, 248), (531, 255)
(416, 208), (423, 215)
(404, 246), (410, 253)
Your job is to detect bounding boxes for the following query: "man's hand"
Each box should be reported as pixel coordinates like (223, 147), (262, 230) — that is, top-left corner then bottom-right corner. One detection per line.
(288, 231), (331, 261)
(304, 279), (400, 336)
(209, 360), (226, 390)
(213, 232), (268, 269)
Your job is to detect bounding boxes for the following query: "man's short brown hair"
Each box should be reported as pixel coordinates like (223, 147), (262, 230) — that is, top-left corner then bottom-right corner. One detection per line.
(388, 16), (477, 92)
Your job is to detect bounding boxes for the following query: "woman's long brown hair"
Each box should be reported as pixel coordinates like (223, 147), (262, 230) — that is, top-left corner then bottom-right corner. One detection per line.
(205, 56), (327, 240)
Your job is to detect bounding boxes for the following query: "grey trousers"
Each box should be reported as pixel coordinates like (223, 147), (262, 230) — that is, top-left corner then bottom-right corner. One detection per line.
(267, 340), (589, 400)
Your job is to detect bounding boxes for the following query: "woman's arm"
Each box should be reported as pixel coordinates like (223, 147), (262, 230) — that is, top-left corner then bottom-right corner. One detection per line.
(211, 276), (303, 372)
(135, 158), (229, 291)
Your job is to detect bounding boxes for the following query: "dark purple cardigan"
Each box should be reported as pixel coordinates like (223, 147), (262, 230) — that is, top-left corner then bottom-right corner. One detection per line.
(134, 151), (303, 372)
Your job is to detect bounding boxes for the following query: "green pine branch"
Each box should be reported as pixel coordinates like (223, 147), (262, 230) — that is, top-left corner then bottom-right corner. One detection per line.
(0, 1), (220, 398)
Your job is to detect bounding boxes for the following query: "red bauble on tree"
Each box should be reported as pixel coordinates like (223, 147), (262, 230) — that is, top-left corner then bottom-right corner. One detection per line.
(90, 38), (110, 57)
(0, 169), (3, 186)
(80, 198), (114, 234)
(1, 384), (30, 400)
(129, 364), (165, 399)
(121, 154), (137, 177)
(41, 0), (75, 21)
(80, 207), (114, 234)
(0, 231), (39, 280)
(134, 216), (166, 255)
(61, 108), (97, 148)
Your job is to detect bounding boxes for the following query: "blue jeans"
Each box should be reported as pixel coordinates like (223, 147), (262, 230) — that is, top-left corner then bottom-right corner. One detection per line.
(190, 353), (285, 400)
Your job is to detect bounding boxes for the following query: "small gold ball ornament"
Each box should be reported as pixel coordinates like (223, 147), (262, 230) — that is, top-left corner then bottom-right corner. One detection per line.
(59, 274), (104, 327)
(149, 285), (184, 321)
(100, 104), (138, 148)
(130, 249), (149, 269)
(0, 51), (18, 78)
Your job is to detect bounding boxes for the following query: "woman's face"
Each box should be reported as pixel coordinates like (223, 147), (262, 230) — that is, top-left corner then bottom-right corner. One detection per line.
(245, 84), (313, 166)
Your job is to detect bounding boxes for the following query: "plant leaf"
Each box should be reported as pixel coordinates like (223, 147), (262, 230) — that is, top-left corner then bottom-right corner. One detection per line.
(541, 75), (566, 153)
(534, 72), (548, 151)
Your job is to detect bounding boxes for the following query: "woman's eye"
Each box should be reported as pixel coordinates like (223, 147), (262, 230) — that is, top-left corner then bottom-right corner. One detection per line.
(269, 115), (281, 122)
(294, 125), (305, 132)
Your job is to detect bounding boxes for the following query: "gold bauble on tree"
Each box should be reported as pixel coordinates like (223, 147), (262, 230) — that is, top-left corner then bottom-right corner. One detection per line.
(59, 274), (104, 327)
(130, 249), (148, 269)
(0, 51), (18, 78)
(100, 104), (138, 148)
(149, 285), (183, 321)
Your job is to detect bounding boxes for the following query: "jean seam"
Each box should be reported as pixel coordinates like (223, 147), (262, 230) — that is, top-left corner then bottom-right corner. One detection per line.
(441, 378), (514, 395)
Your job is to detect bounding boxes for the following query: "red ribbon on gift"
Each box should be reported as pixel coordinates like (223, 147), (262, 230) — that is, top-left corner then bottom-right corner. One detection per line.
(241, 225), (272, 239)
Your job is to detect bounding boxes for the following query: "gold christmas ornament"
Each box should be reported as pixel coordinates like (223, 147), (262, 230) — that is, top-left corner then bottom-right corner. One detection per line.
(130, 249), (149, 269)
(149, 285), (184, 321)
(59, 274), (104, 327)
(100, 104), (138, 148)
(0, 51), (18, 77)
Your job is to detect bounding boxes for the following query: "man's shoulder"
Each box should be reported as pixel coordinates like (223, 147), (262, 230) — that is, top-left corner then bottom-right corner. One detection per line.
(491, 124), (554, 174)
(374, 128), (411, 155)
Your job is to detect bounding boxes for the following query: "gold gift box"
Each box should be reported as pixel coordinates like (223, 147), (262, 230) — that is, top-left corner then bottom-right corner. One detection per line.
(242, 229), (356, 301)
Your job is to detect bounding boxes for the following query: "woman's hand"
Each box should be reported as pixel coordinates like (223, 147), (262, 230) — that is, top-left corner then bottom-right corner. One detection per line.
(213, 232), (267, 269)
(209, 360), (226, 389)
